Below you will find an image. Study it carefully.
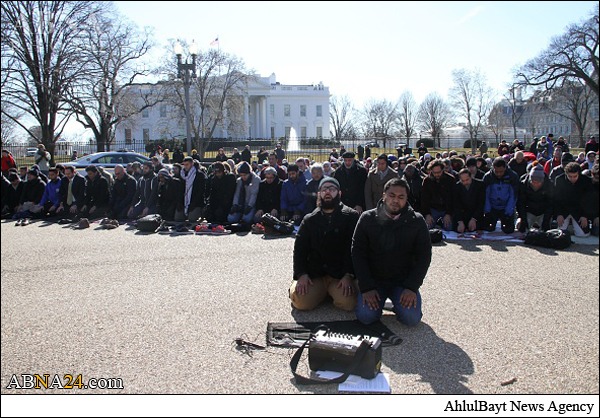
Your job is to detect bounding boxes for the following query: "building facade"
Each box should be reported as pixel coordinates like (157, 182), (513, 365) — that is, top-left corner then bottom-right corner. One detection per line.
(114, 73), (330, 146)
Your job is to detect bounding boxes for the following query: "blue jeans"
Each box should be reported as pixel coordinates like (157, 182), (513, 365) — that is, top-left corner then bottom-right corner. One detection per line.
(227, 208), (256, 224)
(430, 208), (451, 231)
(355, 286), (422, 327)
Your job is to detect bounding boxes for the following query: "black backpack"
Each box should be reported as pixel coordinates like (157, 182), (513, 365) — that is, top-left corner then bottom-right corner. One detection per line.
(429, 228), (445, 244)
(136, 214), (163, 233)
(261, 213), (295, 235)
(524, 228), (572, 249)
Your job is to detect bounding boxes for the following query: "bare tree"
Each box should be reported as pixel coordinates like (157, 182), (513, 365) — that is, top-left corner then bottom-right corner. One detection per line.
(163, 45), (254, 157)
(1, 1), (101, 162)
(540, 80), (595, 146)
(361, 99), (398, 148)
(487, 103), (509, 143)
(449, 69), (495, 153)
(66, 7), (162, 152)
(329, 95), (356, 142)
(397, 91), (419, 148)
(516, 5), (599, 99)
(502, 85), (526, 141)
(418, 93), (452, 147)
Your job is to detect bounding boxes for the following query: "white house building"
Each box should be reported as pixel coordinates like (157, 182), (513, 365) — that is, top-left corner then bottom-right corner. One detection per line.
(114, 73), (330, 147)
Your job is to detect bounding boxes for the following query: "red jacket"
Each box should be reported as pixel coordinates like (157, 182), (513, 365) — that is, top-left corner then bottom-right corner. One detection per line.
(1, 154), (17, 173)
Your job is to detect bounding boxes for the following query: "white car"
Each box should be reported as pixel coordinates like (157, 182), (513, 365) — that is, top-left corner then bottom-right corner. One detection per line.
(25, 147), (38, 157)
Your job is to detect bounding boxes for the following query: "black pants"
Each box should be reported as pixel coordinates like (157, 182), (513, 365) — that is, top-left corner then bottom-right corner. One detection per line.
(483, 210), (515, 234)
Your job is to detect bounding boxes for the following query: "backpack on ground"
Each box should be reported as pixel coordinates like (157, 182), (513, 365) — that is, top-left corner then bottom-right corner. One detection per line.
(136, 214), (163, 233)
(429, 228), (444, 244)
(261, 213), (295, 235)
(524, 228), (571, 250)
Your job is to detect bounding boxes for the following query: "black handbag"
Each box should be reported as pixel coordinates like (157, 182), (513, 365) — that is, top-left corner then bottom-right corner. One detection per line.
(429, 228), (445, 244)
(136, 214), (162, 233)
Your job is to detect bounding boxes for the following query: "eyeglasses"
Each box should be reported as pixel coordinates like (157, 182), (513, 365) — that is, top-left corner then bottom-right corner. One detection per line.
(320, 186), (338, 193)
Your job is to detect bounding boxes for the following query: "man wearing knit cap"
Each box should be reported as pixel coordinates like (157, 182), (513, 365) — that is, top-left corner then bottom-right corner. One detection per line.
(549, 152), (574, 183)
(157, 167), (185, 222)
(516, 164), (553, 232)
(291, 176), (360, 311)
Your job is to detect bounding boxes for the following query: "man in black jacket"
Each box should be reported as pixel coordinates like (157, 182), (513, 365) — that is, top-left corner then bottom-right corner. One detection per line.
(453, 168), (485, 233)
(254, 166), (282, 222)
(554, 162), (593, 237)
(333, 151), (367, 214)
(80, 165), (110, 220)
(291, 177), (360, 311)
(13, 169), (46, 220)
(57, 166), (86, 221)
(128, 161), (159, 219)
(352, 177), (432, 326)
(421, 159), (455, 230)
(109, 165), (137, 220)
(181, 156), (207, 223)
(205, 162), (236, 224)
(157, 169), (185, 222)
(516, 165), (553, 232)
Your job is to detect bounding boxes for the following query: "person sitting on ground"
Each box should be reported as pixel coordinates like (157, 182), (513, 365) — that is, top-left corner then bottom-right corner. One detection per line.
(2, 171), (24, 219)
(452, 168), (485, 234)
(291, 177), (360, 312)
(156, 168), (185, 222)
(553, 162), (593, 237)
(128, 161), (159, 220)
(280, 164), (306, 226)
(333, 151), (367, 215)
(254, 166), (282, 223)
(421, 159), (455, 230)
(205, 162), (236, 224)
(365, 154), (397, 211)
(56, 165), (86, 221)
(322, 161), (335, 177)
(228, 162), (260, 225)
(466, 157), (485, 180)
(30, 167), (62, 219)
(80, 165), (110, 220)
(516, 164), (553, 232)
(581, 151), (596, 171)
(304, 163), (324, 214)
(180, 156), (207, 223)
(555, 136), (569, 154)
(583, 163), (599, 236)
(109, 164), (137, 220)
(549, 152), (574, 183)
(13, 168), (46, 220)
(352, 177), (432, 326)
(482, 157), (519, 233)
(497, 140), (510, 157)
(544, 146), (563, 176)
(401, 163), (424, 213)
(508, 151), (528, 179)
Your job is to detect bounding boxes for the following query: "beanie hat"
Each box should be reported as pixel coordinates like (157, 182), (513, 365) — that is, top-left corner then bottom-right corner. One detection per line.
(158, 168), (171, 178)
(237, 162), (250, 174)
(466, 157), (477, 167)
(27, 168), (39, 177)
(143, 160), (153, 168)
(561, 152), (574, 165)
(529, 164), (545, 182)
(319, 176), (340, 190)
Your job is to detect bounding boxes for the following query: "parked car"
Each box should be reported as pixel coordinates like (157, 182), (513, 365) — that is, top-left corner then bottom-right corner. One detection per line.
(69, 151), (171, 173)
(363, 141), (381, 148)
(25, 147), (38, 157)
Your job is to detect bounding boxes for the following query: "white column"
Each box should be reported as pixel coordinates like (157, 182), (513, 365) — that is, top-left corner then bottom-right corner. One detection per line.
(255, 101), (260, 138)
(261, 97), (267, 140)
(265, 97), (271, 139)
(244, 96), (250, 139)
(222, 98), (228, 139)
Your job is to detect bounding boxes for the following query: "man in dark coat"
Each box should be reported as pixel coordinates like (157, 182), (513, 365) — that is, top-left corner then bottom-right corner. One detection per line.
(516, 164), (553, 232)
(57, 166), (86, 221)
(352, 177), (432, 326)
(128, 161), (159, 219)
(181, 156), (207, 223)
(109, 164), (137, 219)
(80, 165), (110, 220)
(554, 162), (593, 237)
(421, 159), (455, 230)
(291, 177), (360, 311)
(254, 166), (282, 222)
(333, 151), (367, 214)
(452, 168), (485, 233)
(205, 162), (236, 224)
(241, 145), (252, 164)
(157, 168), (185, 222)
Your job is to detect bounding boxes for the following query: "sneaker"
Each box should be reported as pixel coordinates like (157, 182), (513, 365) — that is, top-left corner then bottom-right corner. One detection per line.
(251, 223), (266, 234)
(155, 220), (169, 233)
(15, 219), (22, 226)
(58, 218), (74, 225)
(99, 218), (111, 226)
(104, 220), (119, 230)
(73, 218), (90, 229)
(21, 218), (30, 226)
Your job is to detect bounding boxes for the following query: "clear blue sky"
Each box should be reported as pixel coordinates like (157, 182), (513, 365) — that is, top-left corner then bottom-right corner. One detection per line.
(60, 0), (596, 138)
(114, 0), (596, 106)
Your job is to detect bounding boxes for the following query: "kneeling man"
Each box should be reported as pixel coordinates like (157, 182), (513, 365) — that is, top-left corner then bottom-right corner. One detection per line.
(352, 177), (432, 326)
(290, 177), (360, 311)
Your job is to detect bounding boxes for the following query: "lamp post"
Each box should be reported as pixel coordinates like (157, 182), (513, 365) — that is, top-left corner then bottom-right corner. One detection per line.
(175, 40), (198, 155)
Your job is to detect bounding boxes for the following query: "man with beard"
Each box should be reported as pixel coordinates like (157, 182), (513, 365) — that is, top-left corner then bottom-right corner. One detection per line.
(352, 177), (432, 326)
(128, 161), (159, 219)
(291, 177), (360, 311)
(156, 168), (185, 222)
(205, 162), (236, 224)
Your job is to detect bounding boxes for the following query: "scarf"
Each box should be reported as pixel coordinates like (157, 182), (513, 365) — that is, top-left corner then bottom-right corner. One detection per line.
(181, 166), (197, 214)
(238, 174), (253, 207)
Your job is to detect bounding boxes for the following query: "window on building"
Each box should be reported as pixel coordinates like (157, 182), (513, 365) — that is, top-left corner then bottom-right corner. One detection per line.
(316, 105), (322, 117)
(125, 129), (132, 144)
(316, 126), (322, 138)
(285, 127), (291, 138)
(160, 104), (167, 118)
(143, 128), (150, 142)
(300, 127), (307, 139)
(284, 104), (291, 117)
(142, 108), (149, 118)
(270, 104), (275, 118)
(300, 105), (306, 117)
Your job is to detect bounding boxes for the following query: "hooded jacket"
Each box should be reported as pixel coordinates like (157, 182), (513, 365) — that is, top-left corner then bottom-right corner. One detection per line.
(132, 172), (159, 211)
(352, 201), (431, 293)
(517, 174), (553, 218)
(482, 169), (519, 216)
(281, 175), (307, 213)
(553, 173), (592, 219)
(39, 177), (62, 207)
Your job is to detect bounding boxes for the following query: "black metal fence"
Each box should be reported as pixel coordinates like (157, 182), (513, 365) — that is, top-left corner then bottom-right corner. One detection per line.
(2, 134), (595, 168)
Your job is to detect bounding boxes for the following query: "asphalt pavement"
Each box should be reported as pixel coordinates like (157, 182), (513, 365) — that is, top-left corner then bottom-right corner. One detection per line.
(1, 219), (598, 395)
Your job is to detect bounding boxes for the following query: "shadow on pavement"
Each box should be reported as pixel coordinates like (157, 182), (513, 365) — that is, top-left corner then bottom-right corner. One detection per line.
(449, 239), (598, 256)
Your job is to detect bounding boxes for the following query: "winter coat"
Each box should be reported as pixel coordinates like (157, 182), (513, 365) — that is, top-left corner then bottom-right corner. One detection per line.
(256, 177), (282, 213)
(517, 175), (553, 218)
(294, 202), (359, 280)
(352, 202), (431, 293)
(281, 176), (307, 213)
(110, 173), (137, 215)
(84, 175), (110, 208)
(333, 162), (368, 210)
(39, 178), (62, 207)
(232, 172), (260, 209)
(364, 168), (398, 210)
(420, 172), (455, 216)
(482, 169), (519, 216)
(132, 173), (159, 211)
(20, 177), (45, 204)
(553, 173), (592, 219)
(157, 178), (185, 221)
(59, 174), (86, 207)
(452, 178), (485, 224)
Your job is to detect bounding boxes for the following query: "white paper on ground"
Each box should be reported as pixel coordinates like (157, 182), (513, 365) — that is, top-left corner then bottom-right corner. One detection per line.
(338, 373), (391, 393)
